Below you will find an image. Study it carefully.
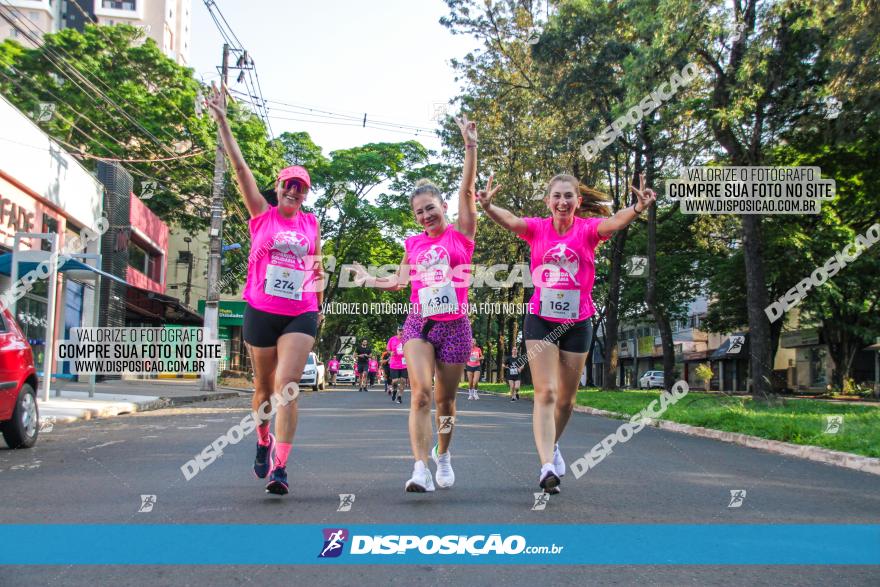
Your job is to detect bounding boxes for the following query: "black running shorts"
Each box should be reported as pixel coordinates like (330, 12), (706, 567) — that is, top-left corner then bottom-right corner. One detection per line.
(243, 304), (319, 347)
(523, 313), (593, 354)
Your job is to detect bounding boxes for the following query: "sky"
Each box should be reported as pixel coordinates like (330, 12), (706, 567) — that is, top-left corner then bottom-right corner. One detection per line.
(190, 0), (481, 156)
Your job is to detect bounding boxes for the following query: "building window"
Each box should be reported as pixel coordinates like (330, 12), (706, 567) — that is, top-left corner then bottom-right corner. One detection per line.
(128, 239), (161, 282)
(41, 215), (59, 252)
(102, 1), (136, 10)
(810, 347), (828, 386)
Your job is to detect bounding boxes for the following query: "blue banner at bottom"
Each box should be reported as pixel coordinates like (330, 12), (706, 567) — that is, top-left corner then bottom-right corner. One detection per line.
(2, 525), (878, 565)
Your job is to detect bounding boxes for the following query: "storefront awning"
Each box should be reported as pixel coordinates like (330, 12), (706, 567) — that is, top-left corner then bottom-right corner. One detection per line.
(0, 253), (128, 285)
(126, 285), (203, 325)
(710, 333), (749, 360)
(683, 350), (711, 361)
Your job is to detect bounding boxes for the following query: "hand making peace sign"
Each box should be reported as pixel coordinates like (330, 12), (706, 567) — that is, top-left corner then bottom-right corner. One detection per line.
(628, 172), (657, 213)
(476, 174), (503, 211)
(454, 113), (478, 145)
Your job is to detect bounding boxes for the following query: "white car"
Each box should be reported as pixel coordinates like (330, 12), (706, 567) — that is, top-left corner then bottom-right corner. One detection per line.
(300, 352), (326, 391)
(639, 370), (664, 389)
(335, 362), (356, 385)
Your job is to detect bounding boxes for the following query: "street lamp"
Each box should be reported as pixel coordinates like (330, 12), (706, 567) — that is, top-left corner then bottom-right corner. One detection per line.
(182, 237), (193, 307)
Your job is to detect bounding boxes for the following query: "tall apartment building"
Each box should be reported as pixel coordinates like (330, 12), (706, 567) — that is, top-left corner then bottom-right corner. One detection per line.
(0, 0), (191, 65)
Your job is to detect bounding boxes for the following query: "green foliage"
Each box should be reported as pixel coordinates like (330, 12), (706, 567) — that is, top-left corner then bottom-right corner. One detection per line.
(695, 363), (714, 384)
(266, 133), (438, 356)
(0, 24), (278, 237)
(465, 384), (880, 458)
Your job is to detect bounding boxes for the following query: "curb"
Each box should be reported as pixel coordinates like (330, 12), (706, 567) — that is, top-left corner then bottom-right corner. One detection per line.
(39, 397), (171, 420)
(218, 386), (253, 394)
(474, 389), (880, 477)
(39, 392), (240, 427)
(161, 392), (241, 406)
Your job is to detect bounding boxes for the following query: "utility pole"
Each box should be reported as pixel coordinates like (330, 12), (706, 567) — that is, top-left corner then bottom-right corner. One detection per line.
(201, 42), (229, 392)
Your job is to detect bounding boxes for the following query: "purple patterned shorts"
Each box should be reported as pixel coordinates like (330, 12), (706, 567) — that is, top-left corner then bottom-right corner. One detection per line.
(401, 313), (473, 364)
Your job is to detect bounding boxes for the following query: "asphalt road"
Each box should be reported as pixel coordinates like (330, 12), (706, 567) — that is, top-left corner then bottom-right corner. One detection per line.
(1, 385), (878, 586)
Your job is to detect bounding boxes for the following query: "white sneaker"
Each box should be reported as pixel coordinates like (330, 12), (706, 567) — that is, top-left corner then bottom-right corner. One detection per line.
(467, 389), (473, 400)
(553, 443), (566, 477)
(405, 461), (435, 493)
(539, 462), (560, 492)
(473, 390), (479, 400)
(432, 444), (455, 488)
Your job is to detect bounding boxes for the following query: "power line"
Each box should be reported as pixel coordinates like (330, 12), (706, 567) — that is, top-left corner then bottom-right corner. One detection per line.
(202, 0), (274, 138)
(0, 5), (189, 162)
(230, 92), (442, 141)
(0, 63), (252, 244)
(251, 65), (275, 139)
(0, 6), (254, 242)
(230, 89), (439, 133)
(64, 0), (212, 149)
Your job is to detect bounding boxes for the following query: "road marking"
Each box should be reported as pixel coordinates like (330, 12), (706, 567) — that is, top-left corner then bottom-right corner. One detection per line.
(84, 440), (125, 451)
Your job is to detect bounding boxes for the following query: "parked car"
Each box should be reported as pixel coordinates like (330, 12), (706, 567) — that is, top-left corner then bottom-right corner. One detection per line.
(300, 352), (326, 391)
(0, 307), (40, 449)
(335, 359), (356, 385)
(639, 370), (664, 389)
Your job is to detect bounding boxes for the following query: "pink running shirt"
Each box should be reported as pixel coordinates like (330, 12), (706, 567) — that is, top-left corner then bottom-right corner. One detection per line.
(518, 216), (610, 323)
(368, 359), (379, 372)
(387, 336), (406, 369)
(243, 206), (319, 316)
(405, 224), (474, 321)
(328, 359), (339, 373)
(466, 346), (483, 367)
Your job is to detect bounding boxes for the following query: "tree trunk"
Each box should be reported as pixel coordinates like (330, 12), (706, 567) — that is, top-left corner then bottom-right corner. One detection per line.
(742, 215), (773, 399)
(642, 130), (677, 391)
(603, 229), (627, 389)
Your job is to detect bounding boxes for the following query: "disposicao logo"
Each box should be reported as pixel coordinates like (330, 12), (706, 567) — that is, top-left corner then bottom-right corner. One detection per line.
(318, 528), (348, 558)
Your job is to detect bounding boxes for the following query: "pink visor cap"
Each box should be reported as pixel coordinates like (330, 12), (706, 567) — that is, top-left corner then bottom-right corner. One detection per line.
(277, 165), (311, 190)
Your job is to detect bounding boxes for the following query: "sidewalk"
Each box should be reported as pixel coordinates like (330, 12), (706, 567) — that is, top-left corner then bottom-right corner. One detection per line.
(38, 379), (241, 425)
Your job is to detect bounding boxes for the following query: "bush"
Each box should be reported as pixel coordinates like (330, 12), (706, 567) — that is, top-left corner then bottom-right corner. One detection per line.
(695, 363), (714, 392)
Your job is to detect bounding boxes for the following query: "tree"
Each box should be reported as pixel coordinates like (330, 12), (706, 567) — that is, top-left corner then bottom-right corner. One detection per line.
(266, 133), (440, 358)
(0, 24), (280, 239)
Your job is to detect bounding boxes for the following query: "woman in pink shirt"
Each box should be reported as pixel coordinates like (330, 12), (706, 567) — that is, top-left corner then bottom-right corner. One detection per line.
(386, 327), (408, 404)
(327, 357), (340, 386)
(368, 356), (379, 387)
(206, 86), (324, 497)
(478, 173), (656, 494)
(465, 339), (483, 400)
(353, 114), (481, 493)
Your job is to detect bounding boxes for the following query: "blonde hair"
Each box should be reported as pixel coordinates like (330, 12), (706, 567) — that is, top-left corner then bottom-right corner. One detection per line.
(545, 173), (611, 218)
(410, 178), (444, 206)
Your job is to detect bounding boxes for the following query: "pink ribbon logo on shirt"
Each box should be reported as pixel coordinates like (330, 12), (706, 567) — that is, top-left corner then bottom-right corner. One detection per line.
(541, 244), (581, 286)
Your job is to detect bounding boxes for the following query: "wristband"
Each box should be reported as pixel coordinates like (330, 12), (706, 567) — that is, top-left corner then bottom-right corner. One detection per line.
(465, 143), (477, 149)
(633, 203), (644, 215)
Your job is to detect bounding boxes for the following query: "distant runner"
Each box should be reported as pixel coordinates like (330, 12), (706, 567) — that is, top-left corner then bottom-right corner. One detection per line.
(465, 338), (483, 400)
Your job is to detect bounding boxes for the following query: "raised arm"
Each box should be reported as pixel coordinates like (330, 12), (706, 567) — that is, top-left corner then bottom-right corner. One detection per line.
(204, 84), (268, 218)
(476, 176), (527, 235)
(454, 114), (478, 240)
(598, 173), (657, 237)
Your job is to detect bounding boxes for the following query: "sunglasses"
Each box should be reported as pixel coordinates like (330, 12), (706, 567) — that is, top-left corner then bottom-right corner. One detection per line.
(282, 178), (306, 191)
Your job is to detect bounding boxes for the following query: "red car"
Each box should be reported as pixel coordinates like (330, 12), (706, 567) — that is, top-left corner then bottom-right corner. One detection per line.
(0, 307), (39, 449)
